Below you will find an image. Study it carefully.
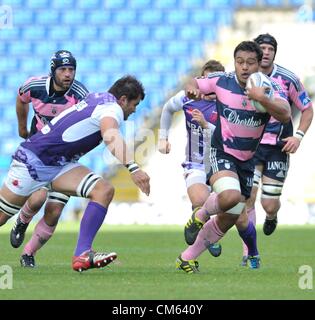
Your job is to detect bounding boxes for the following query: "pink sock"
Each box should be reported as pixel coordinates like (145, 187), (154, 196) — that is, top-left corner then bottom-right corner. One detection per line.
(19, 201), (38, 224)
(248, 207), (256, 225)
(23, 218), (56, 256)
(242, 207), (256, 256)
(196, 192), (221, 222)
(182, 217), (225, 260)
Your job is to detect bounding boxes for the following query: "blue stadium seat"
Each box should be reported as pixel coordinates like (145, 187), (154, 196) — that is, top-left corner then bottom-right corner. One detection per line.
(182, 0), (206, 8)
(125, 58), (149, 73)
(12, 10), (34, 25)
(49, 27), (72, 40)
(99, 59), (123, 73)
(166, 11), (189, 25)
(85, 42), (110, 56)
(3, 0), (24, 6)
(58, 42), (85, 56)
(205, 0), (234, 7)
(19, 58), (45, 74)
(138, 42), (163, 56)
(0, 29), (20, 40)
(35, 10), (60, 25)
(151, 57), (175, 72)
(8, 42), (32, 56)
(215, 10), (233, 26)
(76, 0), (101, 9)
(100, 26), (124, 40)
(86, 11), (111, 25)
(126, 26), (150, 40)
(22, 26), (46, 40)
(0, 156), (11, 169)
(105, 0), (126, 9)
(5, 73), (30, 90)
(154, 0), (178, 8)
(153, 26), (176, 40)
(0, 42), (7, 55)
(129, 0), (152, 8)
(190, 10), (216, 25)
(289, 0), (305, 5)
(33, 42), (58, 57)
(139, 10), (163, 24)
(112, 11), (137, 25)
(140, 73), (162, 88)
(264, 0), (283, 5)
(61, 11), (86, 25)
(75, 26), (98, 40)
(51, 0), (75, 8)
(112, 42), (136, 56)
(27, 0), (50, 9)
(179, 25), (202, 40)
(165, 42), (189, 56)
(0, 91), (16, 105)
(237, 0), (257, 6)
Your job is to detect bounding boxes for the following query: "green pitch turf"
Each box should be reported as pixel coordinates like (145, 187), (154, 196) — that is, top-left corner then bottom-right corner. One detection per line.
(0, 223), (314, 300)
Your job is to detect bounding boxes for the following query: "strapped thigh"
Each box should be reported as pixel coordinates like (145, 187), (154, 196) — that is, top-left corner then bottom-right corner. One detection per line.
(261, 182), (284, 199)
(0, 195), (22, 217)
(76, 172), (102, 198)
(47, 191), (70, 205)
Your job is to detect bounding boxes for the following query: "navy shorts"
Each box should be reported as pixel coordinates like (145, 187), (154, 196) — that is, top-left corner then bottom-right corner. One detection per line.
(253, 144), (289, 183)
(207, 148), (255, 199)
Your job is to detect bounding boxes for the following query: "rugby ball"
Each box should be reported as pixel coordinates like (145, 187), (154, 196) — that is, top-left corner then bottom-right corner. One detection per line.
(246, 72), (274, 113)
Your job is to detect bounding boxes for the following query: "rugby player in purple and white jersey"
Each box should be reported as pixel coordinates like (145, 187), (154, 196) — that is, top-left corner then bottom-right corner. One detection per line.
(10, 50), (89, 268)
(159, 60), (224, 257)
(239, 34), (313, 264)
(0, 76), (150, 272)
(175, 41), (291, 273)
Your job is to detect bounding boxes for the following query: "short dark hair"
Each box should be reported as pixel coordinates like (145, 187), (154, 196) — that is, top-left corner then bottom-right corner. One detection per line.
(233, 41), (263, 63)
(254, 33), (278, 54)
(201, 60), (225, 75)
(109, 75), (145, 101)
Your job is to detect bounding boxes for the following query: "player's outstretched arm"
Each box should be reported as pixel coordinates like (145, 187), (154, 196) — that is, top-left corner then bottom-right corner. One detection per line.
(16, 95), (30, 138)
(101, 117), (150, 196)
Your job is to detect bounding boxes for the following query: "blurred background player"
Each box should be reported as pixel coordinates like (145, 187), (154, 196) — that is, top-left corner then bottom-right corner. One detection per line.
(158, 60), (225, 257)
(240, 34), (313, 265)
(11, 50), (88, 267)
(0, 75), (150, 272)
(176, 41), (291, 273)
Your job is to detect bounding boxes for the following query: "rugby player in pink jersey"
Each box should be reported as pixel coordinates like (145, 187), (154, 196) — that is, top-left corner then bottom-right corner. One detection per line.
(176, 41), (291, 273)
(239, 34), (313, 265)
(10, 50), (88, 268)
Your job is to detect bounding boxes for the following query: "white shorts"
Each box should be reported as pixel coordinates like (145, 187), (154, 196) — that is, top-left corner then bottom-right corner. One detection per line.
(4, 159), (81, 197)
(183, 167), (207, 189)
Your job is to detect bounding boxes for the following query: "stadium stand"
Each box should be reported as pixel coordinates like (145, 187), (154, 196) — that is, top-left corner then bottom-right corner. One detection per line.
(0, 0), (312, 198)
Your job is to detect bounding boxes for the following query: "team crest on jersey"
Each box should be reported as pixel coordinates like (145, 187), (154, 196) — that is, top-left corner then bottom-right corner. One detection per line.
(51, 106), (57, 114)
(242, 99), (247, 107)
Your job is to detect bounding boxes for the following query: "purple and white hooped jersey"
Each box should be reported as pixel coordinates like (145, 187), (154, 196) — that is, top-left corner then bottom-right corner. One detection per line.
(160, 90), (217, 164)
(260, 64), (313, 146)
(20, 92), (123, 166)
(196, 72), (287, 161)
(18, 75), (89, 135)
(182, 95), (217, 164)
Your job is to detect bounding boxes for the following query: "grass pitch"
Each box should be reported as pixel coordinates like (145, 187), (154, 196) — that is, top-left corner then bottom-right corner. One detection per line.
(0, 223), (314, 300)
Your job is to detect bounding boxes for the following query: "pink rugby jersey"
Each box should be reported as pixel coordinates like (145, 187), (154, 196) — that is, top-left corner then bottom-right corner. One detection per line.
(18, 75), (88, 135)
(196, 72), (286, 161)
(260, 64), (312, 145)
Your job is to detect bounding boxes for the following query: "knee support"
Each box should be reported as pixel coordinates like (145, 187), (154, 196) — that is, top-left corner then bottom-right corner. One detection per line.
(253, 169), (262, 187)
(0, 195), (22, 217)
(213, 177), (241, 193)
(76, 173), (102, 198)
(47, 192), (70, 205)
(226, 202), (245, 215)
(261, 183), (283, 199)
